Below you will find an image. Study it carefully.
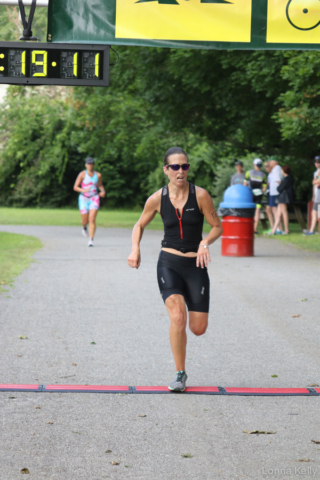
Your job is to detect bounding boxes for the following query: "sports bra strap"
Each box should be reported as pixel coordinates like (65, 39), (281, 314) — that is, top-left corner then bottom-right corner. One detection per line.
(162, 183), (195, 196)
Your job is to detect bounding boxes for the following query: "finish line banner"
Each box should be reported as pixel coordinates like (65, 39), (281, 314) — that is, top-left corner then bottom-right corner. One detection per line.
(47, 0), (320, 50)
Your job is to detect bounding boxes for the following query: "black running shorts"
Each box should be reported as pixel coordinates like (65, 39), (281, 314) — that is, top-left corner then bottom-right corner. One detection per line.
(157, 250), (210, 313)
(253, 194), (263, 207)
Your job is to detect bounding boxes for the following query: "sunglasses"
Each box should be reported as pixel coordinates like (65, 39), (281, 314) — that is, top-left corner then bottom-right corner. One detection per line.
(166, 164), (190, 171)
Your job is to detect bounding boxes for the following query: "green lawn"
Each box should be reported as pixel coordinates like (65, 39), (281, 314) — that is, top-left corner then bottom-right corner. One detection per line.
(0, 232), (42, 293)
(256, 222), (320, 253)
(0, 208), (319, 252)
(0, 207), (212, 232)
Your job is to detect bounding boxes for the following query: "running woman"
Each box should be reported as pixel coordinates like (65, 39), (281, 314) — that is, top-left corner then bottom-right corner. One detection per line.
(73, 157), (105, 247)
(127, 147), (223, 392)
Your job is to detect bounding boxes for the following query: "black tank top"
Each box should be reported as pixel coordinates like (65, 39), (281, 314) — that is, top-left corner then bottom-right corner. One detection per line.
(160, 183), (204, 253)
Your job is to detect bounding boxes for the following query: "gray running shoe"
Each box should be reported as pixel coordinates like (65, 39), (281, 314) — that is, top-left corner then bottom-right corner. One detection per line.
(168, 371), (188, 392)
(82, 227), (88, 237)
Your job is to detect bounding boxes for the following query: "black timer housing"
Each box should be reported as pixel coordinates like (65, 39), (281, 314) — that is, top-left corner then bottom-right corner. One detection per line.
(0, 42), (109, 87)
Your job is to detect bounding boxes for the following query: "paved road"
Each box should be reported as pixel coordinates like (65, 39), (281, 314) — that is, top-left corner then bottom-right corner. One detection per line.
(0, 225), (320, 480)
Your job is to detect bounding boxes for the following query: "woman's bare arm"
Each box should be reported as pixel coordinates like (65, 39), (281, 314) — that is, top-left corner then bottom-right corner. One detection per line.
(127, 191), (161, 269)
(97, 172), (106, 197)
(196, 187), (223, 268)
(73, 172), (89, 194)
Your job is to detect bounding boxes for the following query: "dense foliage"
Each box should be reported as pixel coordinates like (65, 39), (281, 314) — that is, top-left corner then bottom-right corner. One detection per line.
(0, 9), (318, 207)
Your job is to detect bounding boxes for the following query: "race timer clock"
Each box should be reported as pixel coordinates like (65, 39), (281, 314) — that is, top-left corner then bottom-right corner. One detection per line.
(0, 42), (109, 87)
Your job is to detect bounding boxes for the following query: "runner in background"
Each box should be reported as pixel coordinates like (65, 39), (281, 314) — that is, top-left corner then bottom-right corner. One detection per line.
(74, 157), (105, 247)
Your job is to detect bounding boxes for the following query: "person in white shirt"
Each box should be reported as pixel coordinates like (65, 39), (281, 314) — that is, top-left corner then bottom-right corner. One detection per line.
(263, 161), (274, 229)
(268, 160), (283, 233)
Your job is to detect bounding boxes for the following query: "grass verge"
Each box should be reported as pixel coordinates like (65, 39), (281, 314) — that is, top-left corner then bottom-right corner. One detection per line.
(257, 222), (320, 253)
(0, 207), (212, 232)
(1, 208), (318, 251)
(0, 232), (42, 293)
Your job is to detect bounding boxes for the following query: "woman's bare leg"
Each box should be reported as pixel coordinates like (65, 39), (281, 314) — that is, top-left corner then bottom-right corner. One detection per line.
(271, 205), (283, 234)
(309, 210), (318, 233)
(165, 294), (188, 372)
(266, 205), (274, 228)
(254, 207), (260, 233)
(271, 206), (280, 231)
(189, 311), (208, 336)
(81, 212), (88, 228)
(165, 295), (209, 372)
(282, 204), (289, 233)
(88, 209), (98, 239)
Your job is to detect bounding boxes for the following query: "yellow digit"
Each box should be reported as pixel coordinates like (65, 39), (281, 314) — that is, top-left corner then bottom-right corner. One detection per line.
(21, 51), (26, 76)
(73, 52), (78, 78)
(32, 50), (47, 77)
(95, 53), (99, 78)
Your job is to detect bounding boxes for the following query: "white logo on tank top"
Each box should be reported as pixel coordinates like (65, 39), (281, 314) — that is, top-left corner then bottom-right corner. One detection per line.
(161, 277), (165, 284)
(201, 287), (205, 295)
(186, 208), (194, 211)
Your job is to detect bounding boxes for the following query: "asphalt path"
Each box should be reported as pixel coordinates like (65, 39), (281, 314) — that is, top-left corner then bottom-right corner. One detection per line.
(0, 225), (320, 480)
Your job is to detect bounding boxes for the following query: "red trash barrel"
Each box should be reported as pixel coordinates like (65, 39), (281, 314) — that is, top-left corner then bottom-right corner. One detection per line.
(221, 216), (254, 257)
(219, 184), (256, 257)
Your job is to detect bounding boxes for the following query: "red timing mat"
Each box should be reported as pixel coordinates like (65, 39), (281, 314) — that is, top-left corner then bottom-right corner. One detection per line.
(0, 385), (318, 395)
(45, 385), (130, 392)
(224, 387), (311, 395)
(0, 384), (40, 391)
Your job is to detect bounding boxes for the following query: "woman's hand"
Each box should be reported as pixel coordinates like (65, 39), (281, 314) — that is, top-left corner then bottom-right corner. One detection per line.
(128, 250), (141, 269)
(196, 244), (211, 269)
(99, 191), (106, 198)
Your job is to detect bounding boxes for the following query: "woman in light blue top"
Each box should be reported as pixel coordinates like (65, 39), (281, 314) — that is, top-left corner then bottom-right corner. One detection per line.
(74, 157), (105, 246)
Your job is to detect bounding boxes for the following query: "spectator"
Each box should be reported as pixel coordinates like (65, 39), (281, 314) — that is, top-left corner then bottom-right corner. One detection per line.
(303, 156), (320, 236)
(244, 158), (267, 234)
(263, 161), (274, 230)
(268, 159), (283, 233)
(230, 161), (246, 186)
(268, 165), (294, 235)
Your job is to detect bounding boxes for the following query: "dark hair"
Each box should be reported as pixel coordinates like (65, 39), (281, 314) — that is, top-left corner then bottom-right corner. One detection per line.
(163, 147), (188, 166)
(282, 165), (291, 175)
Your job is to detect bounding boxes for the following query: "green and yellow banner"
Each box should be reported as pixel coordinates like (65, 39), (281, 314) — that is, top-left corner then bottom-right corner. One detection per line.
(47, 0), (320, 49)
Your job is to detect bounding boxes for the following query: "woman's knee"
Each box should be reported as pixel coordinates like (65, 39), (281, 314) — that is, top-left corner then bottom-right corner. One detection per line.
(171, 309), (187, 329)
(190, 323), (207, 336)
(189, 312), (208, 336)
(166, 300), (187, 330)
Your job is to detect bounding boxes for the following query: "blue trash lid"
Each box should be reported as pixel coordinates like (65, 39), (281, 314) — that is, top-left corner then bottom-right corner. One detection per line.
(219, 184), (256, 209)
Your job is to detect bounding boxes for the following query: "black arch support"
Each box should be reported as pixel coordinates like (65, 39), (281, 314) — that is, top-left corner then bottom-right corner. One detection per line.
(19, 0), (38, 41)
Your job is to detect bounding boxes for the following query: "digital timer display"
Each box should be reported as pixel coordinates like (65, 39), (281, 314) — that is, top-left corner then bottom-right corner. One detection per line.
(0, 42), (109, 87)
